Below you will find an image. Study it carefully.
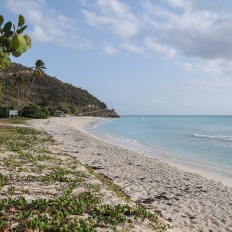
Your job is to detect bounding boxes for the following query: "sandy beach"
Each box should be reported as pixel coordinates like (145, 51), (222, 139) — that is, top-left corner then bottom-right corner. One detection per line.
(28, 116), (232, 232)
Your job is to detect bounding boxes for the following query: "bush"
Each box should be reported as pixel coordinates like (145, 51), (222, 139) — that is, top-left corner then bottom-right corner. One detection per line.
(69, 105), (79, 115)
(48, 107), (56, 116)
(57, 105), (71, 115)
(21, 104), (50, 119)
(0, 106), (14, 118)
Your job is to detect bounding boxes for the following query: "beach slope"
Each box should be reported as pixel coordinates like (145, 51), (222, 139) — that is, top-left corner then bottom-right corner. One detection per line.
(28, 117), (232, 232)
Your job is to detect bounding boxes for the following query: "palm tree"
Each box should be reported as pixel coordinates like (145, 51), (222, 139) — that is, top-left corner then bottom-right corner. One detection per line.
(19, 59), (46, 116)
(34, 60), (46, 76)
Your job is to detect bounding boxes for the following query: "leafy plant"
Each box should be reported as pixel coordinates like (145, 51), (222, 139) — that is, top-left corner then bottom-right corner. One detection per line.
(0, 173), (8, 187)
(86, 165), (131, 202)
(21, 104), (50, 119)
(0, 123), (170, 231)
(0, 14), (31, 69)
(7, 185), (16, 196)
(0, 106), (16, 118)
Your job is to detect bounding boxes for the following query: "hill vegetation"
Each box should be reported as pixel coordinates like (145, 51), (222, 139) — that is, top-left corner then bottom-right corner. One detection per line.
(0, 63), (119, 118)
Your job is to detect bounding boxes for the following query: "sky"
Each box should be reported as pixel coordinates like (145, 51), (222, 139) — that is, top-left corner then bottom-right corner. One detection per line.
(2, 0), (232, 115)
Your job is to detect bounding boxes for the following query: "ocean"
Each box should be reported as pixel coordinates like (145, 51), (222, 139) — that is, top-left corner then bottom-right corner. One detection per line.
(87, 115), (232, 184)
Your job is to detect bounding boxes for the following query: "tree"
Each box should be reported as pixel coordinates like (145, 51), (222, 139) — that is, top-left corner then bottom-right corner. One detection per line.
(26, 60), (46, 102)
(20, 60), (46, 116)
(34, 59), (46, 76)
(15, 74), (25, 108)
(0, 14), (31, 69)
(21, 104), (49, 119)
(0, 15), (47, 118)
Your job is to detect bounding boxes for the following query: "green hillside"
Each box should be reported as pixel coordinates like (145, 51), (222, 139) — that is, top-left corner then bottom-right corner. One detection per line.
(0, 63), (119, 117)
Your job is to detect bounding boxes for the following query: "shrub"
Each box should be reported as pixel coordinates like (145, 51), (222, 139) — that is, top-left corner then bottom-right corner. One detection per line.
(57, 105), (71, 115)
(47, 107), (56, 116)
(21, 104), (49, 119)
(0, 106), (14, 118)
(69, 105), (79, 115)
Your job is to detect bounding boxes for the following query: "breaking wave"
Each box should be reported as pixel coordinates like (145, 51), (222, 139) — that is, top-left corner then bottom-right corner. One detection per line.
(193, 133), (232, 142)
(106, 135), (142, 147)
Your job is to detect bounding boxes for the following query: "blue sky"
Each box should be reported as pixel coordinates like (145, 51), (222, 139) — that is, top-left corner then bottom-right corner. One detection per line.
(2, 0), (232, 115)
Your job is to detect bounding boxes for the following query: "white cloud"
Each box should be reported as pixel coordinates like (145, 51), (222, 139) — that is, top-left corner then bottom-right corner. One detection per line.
(81, 0), (140, 38)
(182, 62), (193, 72)
(6, 0), (46, 14)
(32, 26), (54, 43)
(80, 0), (232, 77)
(103, 43), (118, 55)
(142, 0), (232, 76)
(6, 0), (91, 49)
(145, 37), (176, 58)
(97, 0), (128, 16)
(165, 0), (191, 9)
(120, 43), (144, 55)
(144, 1), (232, 61)
(7, 0), (232, 77)
(197, 59), (232, 77)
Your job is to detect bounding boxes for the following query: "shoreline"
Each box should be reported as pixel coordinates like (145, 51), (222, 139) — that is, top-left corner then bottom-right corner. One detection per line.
(79, 116), (232, 188)
(28, 116), (232, 232)
(1, 119), (167, 231)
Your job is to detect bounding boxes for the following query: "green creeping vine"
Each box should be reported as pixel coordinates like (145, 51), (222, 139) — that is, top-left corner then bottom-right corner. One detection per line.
(85, 165), (131, 203)
(0, 191), (170, 232)
(0, 173), (8, 187)
(0, 123), (172, 231)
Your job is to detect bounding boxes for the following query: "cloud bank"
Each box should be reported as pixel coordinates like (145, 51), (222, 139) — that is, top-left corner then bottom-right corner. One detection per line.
(6, 0), (91, 49)
(6, 0), (232, 77)
(81, 0), (232, 77)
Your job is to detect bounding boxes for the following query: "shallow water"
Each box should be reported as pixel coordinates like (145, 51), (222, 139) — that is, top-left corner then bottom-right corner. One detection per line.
(87, 115), (232, 183)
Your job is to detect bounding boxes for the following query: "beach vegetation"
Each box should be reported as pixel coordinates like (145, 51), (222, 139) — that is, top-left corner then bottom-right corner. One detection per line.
(86, 165), (131, 203)
(20, 104), (50, 118)
(0, 120), (171, 231)
(0, 116), (28, 124)
(0, 106), (14, 118)
(0, 173), (8, 187)
(0, 15), (119, 118)
(57, 102), (72, 114)
(0, 14), (31, 69)
(0, 62), (119, 118)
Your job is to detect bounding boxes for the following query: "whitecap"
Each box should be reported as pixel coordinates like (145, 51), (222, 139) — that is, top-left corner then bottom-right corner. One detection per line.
(193, 133), (232, 142)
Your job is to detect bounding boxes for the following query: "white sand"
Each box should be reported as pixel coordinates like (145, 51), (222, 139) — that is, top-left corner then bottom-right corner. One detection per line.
(28, 116), (232, 232)
(1, 117), (165, 232)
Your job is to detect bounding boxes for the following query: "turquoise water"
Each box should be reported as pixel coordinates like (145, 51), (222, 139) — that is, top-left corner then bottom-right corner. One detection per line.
(87, 116), (232, 181)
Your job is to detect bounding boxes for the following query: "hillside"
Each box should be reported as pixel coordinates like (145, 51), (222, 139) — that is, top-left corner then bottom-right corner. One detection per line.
(0, 63), (119, 117)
